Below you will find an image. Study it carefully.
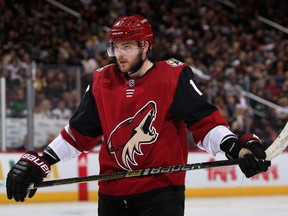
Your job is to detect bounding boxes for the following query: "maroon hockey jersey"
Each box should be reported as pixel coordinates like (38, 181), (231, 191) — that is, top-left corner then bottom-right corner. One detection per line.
(60, 59), (229, 196)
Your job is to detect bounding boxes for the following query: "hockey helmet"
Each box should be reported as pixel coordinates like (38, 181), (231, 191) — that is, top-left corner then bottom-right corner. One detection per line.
(107, 15), (153, 56)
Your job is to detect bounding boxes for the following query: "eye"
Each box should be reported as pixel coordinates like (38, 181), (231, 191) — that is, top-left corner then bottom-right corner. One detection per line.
(122, 45), (132, 51)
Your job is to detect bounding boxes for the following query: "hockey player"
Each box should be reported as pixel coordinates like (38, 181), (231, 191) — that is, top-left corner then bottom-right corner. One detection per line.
(6, 15), (270, 216)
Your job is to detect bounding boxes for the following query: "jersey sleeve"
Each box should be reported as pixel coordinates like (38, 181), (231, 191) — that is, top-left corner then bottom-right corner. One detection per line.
(170, 66), (231, 148)
(60, 81), (103, 152)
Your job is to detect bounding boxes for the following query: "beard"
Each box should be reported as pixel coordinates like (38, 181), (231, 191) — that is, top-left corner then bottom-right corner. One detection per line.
(116, 53), (145, 75)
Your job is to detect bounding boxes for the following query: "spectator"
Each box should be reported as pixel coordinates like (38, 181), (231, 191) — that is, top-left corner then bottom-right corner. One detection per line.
(9, 88), (27, 117)
(5, 56), (22, 87)
(52, 100), (72, 119)
(34, 99), (53, 119)
(81, 49), (99, 75)
(1, 0), (288, 149)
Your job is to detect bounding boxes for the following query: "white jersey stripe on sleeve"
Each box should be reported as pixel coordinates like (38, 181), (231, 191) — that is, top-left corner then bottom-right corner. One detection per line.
(48, 132), (81, 162)
(198, 125), (236, 156)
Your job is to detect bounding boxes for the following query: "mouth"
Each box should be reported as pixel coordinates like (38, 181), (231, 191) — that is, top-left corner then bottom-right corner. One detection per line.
(118, 59), (127, 65)
(117, 60), (128, 71)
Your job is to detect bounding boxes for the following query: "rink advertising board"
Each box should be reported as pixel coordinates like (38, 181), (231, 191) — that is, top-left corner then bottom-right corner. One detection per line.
(0, 152), (288, 203)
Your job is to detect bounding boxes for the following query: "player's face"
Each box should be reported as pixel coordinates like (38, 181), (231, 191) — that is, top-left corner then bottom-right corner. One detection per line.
(112, 41), (143, 73)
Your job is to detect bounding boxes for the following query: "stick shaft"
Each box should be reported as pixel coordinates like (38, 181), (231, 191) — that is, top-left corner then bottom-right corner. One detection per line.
(31, 158), (241, 189)
(30, 122), (288, 189)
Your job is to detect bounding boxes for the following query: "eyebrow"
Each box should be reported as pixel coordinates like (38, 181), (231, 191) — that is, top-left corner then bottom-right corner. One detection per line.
(114, 41), (136, 46)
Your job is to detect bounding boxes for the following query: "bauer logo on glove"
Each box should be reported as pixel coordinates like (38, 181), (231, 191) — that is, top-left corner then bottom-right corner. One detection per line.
(21, 153), (51, 176)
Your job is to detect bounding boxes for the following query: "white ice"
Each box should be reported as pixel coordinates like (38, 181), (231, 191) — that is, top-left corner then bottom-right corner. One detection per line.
(1, 196), (288, 216)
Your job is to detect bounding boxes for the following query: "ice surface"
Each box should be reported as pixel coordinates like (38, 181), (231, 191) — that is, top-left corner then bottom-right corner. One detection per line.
(1, 196), (287, 216)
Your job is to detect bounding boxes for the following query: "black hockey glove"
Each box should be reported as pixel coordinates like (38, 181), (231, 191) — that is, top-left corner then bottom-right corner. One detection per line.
(6, 151), (51, 202)
(220, 134), (271, 178)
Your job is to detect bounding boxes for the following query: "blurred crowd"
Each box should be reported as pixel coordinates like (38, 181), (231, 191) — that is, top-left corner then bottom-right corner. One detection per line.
(1, 0), (288, 150)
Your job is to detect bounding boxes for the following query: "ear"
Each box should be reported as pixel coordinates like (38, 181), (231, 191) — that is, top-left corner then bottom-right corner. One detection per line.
(140, 41), (150, 53)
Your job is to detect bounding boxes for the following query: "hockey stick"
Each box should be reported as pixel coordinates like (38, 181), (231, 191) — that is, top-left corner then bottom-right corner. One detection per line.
(29, 122), (288, 189)
(30, 158), (242, 189)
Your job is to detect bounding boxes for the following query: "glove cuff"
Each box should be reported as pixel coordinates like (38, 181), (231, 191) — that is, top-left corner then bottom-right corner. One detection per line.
(20, 152), (51, 177)
(239, 133), (262, 146)
(220, 135), (242, 159)
(42, 146), (60, 165)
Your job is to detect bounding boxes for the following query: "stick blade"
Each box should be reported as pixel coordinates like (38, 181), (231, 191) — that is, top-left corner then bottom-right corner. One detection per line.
(265, 122), (288, 161)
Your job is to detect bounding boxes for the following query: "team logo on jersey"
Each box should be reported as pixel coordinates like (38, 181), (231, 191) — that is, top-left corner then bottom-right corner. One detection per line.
(166, 58), (184, 67)
(107, 101), (158, 170)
